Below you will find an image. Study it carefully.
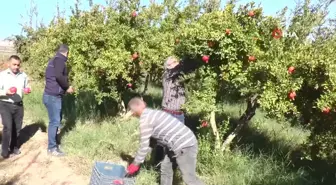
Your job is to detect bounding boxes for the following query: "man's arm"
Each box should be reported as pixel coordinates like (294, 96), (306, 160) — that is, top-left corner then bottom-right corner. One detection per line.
(24, 75), (30, 89)
(180, 57), (203, 74)
(54, 58), (69, 90)
(165, 57), (202, 80)
(132, 122), (154, 165)
(163, 64), (184, 82)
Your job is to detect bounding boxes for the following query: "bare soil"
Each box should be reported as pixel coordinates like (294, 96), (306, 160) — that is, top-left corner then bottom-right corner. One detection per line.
(0, 123), (89, 185)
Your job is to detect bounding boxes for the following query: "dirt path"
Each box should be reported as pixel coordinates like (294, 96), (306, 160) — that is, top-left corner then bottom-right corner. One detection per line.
(0, 123), (89, 185)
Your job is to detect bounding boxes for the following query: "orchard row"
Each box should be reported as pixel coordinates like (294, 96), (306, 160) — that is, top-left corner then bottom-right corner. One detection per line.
(15, 0), (336, 161)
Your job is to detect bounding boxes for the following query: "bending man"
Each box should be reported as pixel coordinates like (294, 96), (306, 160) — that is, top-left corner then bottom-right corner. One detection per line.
(126, 97), (205, 185)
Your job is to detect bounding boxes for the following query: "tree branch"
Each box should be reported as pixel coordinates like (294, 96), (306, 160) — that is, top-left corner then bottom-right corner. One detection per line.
(221, 94), (259, 151)
(210, 111), (221, 149)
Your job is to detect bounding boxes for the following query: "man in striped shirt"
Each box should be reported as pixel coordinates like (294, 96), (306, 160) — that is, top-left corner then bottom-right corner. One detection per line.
(126, 97), (205, 185)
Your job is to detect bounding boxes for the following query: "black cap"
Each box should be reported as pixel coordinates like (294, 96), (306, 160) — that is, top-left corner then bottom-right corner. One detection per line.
(58, 44), (69, 53)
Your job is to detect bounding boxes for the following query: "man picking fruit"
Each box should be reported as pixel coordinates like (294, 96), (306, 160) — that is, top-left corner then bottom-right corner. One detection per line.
(162, 56), (203, 123)
(0, 55), (31, 159)
(162, 56), (186, 123)
(43, 44), (74, 157)
(154, 56), (189, 167)
(156, 56), (203, 168)
(126, 97), (205, 185)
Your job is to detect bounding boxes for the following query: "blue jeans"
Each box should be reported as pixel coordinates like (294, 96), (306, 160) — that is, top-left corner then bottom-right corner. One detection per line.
(43, 94), (62, 150)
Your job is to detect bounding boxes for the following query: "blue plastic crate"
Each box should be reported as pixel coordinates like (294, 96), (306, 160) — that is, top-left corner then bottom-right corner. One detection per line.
(89, 161), (135, 185)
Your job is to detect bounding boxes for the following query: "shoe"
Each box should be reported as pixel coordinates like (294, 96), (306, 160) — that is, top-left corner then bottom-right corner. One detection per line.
(1, 154), (9, 159)
(1, 150), (9, 159)
(47, 147), (65, 157)
(10, 147), (21, 155)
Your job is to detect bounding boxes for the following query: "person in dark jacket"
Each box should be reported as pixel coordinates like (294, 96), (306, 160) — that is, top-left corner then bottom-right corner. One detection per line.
(43, 44), (74, 156)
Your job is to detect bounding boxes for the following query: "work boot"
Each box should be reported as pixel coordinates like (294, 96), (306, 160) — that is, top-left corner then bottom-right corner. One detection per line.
(0, 149), (9, 159)
(10, 147), (21, 155)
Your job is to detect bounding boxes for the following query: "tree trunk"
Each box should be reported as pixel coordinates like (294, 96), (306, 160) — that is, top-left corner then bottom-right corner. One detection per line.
(221, 94), (259, 151)
(142, 74), (150, 96)
(210, 111), (221, 149)
(118, 96), (127, 116)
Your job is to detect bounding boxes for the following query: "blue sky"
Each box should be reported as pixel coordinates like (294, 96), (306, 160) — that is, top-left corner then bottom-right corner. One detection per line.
(0, 0), (335, 40)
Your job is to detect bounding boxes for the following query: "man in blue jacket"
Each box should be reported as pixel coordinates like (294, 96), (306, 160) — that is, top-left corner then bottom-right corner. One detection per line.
(43, 44), (74, 156)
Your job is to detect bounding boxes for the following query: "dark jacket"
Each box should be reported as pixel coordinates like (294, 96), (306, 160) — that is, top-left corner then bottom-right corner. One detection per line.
(44, 52), (69, 97)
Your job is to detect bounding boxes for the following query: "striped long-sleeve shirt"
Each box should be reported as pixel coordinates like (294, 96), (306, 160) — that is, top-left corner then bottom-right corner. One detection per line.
(133, 108), (197, 165)
(162, 65), (186, 111)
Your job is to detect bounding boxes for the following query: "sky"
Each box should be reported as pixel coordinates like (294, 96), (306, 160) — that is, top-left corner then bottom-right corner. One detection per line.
(0, 0), (335, 40)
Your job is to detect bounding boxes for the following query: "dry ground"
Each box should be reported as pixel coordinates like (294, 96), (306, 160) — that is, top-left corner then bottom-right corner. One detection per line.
(0, 121), (89, 185)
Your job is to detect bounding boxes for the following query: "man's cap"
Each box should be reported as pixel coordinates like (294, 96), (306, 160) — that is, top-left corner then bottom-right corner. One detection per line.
(58, 44), (69, 53)
(165, 56), (179, 69)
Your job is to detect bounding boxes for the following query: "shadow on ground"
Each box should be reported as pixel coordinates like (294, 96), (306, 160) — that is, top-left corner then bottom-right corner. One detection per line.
(18, 120), (46, 148)
(233, 120), (336, 184)
(0, 120), (46, 149)
(57, 88), (163, 144)
(209, 110), (335, 185)
(58, 92), (113, 143)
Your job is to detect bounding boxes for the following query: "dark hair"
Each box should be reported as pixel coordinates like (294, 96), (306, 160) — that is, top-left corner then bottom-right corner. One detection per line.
(8, 55), (21, 62)
(58, 44), (69, 53)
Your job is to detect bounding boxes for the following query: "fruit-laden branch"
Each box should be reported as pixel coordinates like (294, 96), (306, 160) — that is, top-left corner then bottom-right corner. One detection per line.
(221, 94), (259, 151)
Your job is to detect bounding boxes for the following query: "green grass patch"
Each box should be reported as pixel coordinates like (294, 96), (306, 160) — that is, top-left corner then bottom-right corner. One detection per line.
(23, 84), (313, 185)
(62, 118), (159, 185)
(23, 83), (48, 124)
(61, 116), (311, 185)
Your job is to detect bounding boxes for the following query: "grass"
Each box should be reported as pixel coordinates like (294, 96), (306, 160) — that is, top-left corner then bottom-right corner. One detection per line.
(23, 83), (315, 185)
(23, 83), (48, 124)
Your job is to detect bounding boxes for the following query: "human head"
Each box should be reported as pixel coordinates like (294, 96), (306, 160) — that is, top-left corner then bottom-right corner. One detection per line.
(164, 56), (179, 70)
(58, 44), (69, 57)
(127, 97), (147, 117)
(8, 55), (21, 74)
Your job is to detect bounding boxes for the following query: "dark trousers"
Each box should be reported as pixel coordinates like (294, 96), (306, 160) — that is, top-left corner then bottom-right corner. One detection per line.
(160, 145), (205, 185)
(0, 101), (24, 156)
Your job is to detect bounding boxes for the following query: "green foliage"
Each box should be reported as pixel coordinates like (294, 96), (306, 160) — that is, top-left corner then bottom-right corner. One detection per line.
(15, 0), (336, 164)
(173, 0), (336, 163)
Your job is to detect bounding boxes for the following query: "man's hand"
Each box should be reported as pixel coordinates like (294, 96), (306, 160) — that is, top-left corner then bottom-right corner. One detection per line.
(6, 89), (15, 95)
(23, 88), (31, 95)
(66, 86), (75, 94)
(6, 87), (16, 95)
(126, 164), (140, 176)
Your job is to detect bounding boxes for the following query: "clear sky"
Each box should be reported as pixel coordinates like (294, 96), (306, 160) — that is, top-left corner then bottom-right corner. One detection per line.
(0, 0), (335, 40)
